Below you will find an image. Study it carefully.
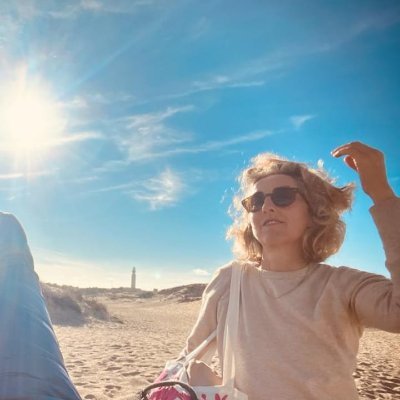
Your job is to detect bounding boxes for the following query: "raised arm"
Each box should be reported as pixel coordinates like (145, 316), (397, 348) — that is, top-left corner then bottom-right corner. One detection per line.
(332, 142), (400, 332)
(331, 141), (396, 204)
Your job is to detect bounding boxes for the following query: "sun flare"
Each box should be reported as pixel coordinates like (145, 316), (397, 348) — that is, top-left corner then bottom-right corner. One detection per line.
(0, 73), (65, 155)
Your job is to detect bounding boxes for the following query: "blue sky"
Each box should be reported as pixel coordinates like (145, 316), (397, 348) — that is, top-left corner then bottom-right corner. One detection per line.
(0, 0), (399, 290)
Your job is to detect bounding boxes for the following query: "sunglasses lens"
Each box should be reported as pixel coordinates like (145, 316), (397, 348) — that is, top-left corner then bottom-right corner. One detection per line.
(242, 187), (300, 212)
(271, 187), (297, 206)
(243, 192), (264, 212)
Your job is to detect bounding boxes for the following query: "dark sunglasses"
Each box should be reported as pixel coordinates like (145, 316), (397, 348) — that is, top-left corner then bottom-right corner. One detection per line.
(241, 186), (302, 212)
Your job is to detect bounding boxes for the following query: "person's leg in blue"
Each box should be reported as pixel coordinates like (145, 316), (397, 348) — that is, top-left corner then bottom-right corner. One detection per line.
(0, 213), (82, 400)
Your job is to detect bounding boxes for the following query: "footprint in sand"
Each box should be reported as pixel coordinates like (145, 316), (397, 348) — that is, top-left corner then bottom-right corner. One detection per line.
(106, 365), (121, 371)
(122, 371), (140, 377)
(105, 384), (122, 390)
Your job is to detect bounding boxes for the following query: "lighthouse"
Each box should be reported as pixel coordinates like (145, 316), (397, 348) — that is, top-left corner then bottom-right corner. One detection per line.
(131, 267), (136, 290)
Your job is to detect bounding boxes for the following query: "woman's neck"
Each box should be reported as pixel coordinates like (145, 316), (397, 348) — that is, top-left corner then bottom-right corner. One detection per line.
(261, 245), (308, 272)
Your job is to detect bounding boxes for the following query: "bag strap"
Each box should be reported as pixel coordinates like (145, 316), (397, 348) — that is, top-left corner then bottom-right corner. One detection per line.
(178, 262), (242, 385)
(222, 262), (242, 387)
(140, 381), (199, 400)
(181, 329), (217, 366)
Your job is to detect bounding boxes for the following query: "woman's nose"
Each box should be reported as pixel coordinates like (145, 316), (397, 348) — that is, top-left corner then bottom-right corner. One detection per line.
(261, 196), (275, 212)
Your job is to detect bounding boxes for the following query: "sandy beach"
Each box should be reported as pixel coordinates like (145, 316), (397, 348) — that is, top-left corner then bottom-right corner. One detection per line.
(53, 293), (400, 400)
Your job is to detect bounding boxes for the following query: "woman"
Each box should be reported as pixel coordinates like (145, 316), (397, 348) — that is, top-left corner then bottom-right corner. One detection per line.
(184, 141), (400, 400)
(0, 141), (398, 399)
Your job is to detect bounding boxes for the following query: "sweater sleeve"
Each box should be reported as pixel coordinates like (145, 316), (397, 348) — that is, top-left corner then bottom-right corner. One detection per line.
(341, 197), (400, 333)
(180, 262), (232, 359)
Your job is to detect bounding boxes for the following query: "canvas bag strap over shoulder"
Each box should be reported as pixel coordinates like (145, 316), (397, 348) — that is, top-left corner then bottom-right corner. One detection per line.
(181, 330), (217, 367)
(178, 262), (242, 383)
(222, 262), (242, 387)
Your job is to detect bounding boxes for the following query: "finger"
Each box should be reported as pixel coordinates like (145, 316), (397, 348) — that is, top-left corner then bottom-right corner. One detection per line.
(343, 155), (358, 171)
(332, 141), (364, 154)
(331, 145), (366, 158)
(331, 141), (374, 157)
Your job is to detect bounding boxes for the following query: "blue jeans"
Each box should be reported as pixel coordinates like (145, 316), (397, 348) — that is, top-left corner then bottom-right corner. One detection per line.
(0, 213), (81, 400)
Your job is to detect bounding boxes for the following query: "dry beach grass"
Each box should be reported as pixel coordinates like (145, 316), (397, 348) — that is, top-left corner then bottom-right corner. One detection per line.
(45, 286), (400, 400)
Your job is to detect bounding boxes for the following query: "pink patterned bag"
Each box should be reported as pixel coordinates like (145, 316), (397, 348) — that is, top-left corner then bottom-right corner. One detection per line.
(139, 264), (247, 400)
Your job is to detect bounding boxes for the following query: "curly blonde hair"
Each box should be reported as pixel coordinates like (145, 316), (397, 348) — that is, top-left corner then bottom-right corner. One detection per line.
(226, 153), (355, 264)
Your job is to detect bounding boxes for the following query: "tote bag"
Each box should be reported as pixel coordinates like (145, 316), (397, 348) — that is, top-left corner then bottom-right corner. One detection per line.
(139, 263), (247, 400)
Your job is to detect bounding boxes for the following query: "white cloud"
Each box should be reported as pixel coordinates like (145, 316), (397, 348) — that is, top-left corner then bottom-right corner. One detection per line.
(154, 9), (400, 103)
(191, 77), (266, 92)
(0, 170), (56, 180)
(55, 131), (105, 145)
(62, 92), (135, 109)
(125, 105), (194, 129)
(2, 0), (161, 21)
(62, 97), (89, 109)
(0, 131), (104, 152)
(87, 182), (133, 194)
(143, 129), (275, 159)
(192, 269), (210, 277)
(94, 160), (129, 174)
(97, 127), (275, 173)
(129, 167), (186, 210)
(345, 8), (400, 40)
(79, 0), (156, 14)
(290, 115), (316, 130)
(154, 79), (266, 103)
(68, 175), (100, 184)
(114, 106), (194, 162)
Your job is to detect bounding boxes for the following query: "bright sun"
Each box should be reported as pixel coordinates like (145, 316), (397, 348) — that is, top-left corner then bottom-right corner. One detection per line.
(0, 73), (65, 155)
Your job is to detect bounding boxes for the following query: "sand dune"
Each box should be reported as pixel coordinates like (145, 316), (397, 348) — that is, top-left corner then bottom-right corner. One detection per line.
(48, 288), (400, 400)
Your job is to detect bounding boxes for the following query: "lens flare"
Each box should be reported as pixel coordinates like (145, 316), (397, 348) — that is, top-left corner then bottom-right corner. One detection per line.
(0, 70), (65, 156)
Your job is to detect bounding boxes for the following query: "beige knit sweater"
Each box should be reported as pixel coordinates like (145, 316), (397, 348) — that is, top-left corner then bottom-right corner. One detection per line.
(183, 197), (400, 400)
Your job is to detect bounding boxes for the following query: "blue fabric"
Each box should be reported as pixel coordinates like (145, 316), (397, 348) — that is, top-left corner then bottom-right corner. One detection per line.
(0, 213), (81, 400)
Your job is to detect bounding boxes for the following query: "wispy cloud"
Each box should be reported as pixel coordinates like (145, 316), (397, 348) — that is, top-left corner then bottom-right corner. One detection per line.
(128, 168), (186, 210)
(191, 76), (266, 93)
(0, 131), (104, 153)
(135, 129), (275, 160)
(338, 7), (400, 44)
(94, 160), (130, 174)
(0, 170), (56, 180)
(98, 122), (275, 172)
(156, 78), (266, 102)
(88, 182), (134, 194)
(80, 0), (157, 14)
(113, 106), (194, 162)
(290, 115), (316, 130)
(292, 7), (400, 55)
(62, 92), (135, 109)
(113, 104), (274, 162)
(88, 167), (186, 209)
(192, 269), (210, 277)
(125, 105), (194, 129)
(2, 0), (160, 21)
(67, 175), (100, 184)
(161, 7), (400, 102)
(55, 131), (104, 145)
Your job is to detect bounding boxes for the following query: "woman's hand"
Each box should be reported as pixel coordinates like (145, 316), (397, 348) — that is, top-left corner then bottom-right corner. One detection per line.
(331, 141), (396, 204)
